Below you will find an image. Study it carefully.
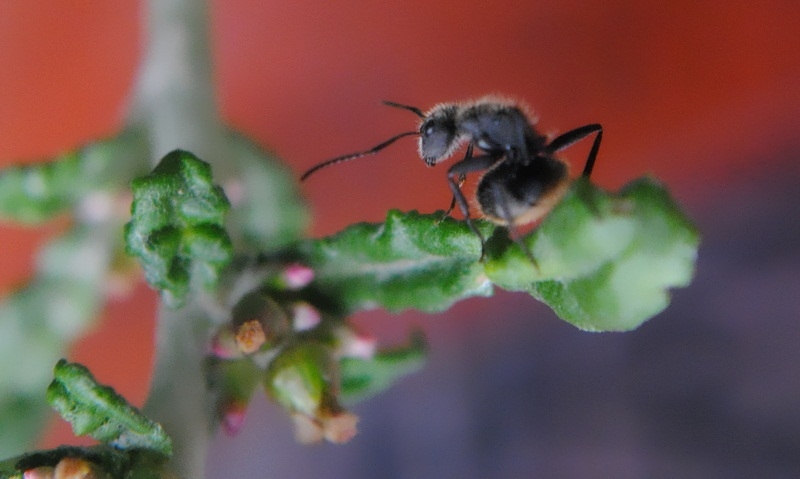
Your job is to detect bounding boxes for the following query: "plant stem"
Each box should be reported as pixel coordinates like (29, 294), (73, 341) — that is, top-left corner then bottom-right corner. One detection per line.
(130, 0), (225, 477)
(146, 304), (213, 479)
(129, 0), (227, 171)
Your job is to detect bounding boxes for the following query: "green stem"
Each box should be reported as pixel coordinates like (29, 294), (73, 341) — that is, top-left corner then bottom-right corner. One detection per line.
(130, 0), (224, 477)
(129, 0), (227, 173)
(145, 304), (213, 479)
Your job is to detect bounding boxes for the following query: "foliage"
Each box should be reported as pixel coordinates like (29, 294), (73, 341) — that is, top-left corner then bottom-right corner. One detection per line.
(124, 150), (233, 307)
(304, 178), (698, 331)
(0, 361), (170, 478)
(0, 134), (143, 457)
(0, 135), (699, 476)
(47, 360), (172, 456)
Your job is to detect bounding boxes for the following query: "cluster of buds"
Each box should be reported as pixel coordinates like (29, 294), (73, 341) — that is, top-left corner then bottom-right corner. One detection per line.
(207, 263), (376, 444)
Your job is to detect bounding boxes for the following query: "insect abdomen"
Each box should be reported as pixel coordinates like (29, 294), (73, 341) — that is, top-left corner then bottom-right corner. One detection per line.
(476, 156), (569, 226)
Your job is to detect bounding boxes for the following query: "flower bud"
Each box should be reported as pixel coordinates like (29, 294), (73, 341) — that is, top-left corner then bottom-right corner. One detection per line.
(221, 399), (248, 436)
(292, 302), (321, 331)
(290, 412), (324, 444)
(206, 356), (260, 436)
(265, 342), (358, 444)
(280, 263), (314, 290)
(209, 324), (243, 359)
(235, 320), (266, 354)
(321, 410), (359, 444)
(334, 327), (377, 360)
(266, 342), (331, 417)
(231, 292), (289, 354)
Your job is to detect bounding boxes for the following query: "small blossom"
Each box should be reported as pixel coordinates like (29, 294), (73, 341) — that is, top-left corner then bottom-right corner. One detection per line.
(281, 263), (314, 290)
(291, 413), (324, 444)
(209, 325), (243, 359)
(321, 410), (359, 444)
(235, 320), (267, 354)
(335, 327), (377, 360)
(221, 400), (248, 436)
(231, 293), (290, 349)
(290, 410), (359, 445)
(208, 357), (261, 436)
(292, 302), (321, 331)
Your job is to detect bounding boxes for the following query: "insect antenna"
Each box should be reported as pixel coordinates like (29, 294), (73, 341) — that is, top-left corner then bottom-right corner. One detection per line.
(382, 101), (425, 118)
(300, 130), (418, 181)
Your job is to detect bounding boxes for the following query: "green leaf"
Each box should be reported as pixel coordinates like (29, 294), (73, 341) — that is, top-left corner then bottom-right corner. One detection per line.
(487, 178), (699, 331)
(340, 330), (427, 403)
(0, 151), (84, 222)
(0, 131), (147, 224)
(302, 177), (698, 331)
(0, 225), (116, 457)
(124, 150), (233, 307)
(225, 132), (309, 251)
(302, 210), (493, 313)
(46, 360), (172, 457)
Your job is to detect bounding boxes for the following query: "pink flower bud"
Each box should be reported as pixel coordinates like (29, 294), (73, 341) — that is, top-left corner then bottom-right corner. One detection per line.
(221, 400), (248, 436)
(292, 302), (321, 331)
(281, 263), (314, 290)
(335, 327), (377, 359)
(209, 325), (243, 359)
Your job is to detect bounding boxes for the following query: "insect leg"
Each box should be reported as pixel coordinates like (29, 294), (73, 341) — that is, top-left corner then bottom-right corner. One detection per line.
(446, 152), (503, 260)
(441, 175), (466, 219)
(441, 143), (474, 219)
(546, 124), (603, 178)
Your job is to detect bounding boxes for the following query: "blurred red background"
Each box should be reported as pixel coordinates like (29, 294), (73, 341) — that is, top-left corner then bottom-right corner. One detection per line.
(1, 1), (799, 477)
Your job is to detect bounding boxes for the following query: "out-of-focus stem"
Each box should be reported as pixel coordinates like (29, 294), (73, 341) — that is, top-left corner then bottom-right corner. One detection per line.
(129, 0), (224, 477)
(146, 304), (213, 479)
(129, 0), (228, 173)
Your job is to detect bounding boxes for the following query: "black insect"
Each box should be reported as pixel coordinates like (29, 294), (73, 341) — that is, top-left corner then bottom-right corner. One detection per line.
(300, 96), (603, 265)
